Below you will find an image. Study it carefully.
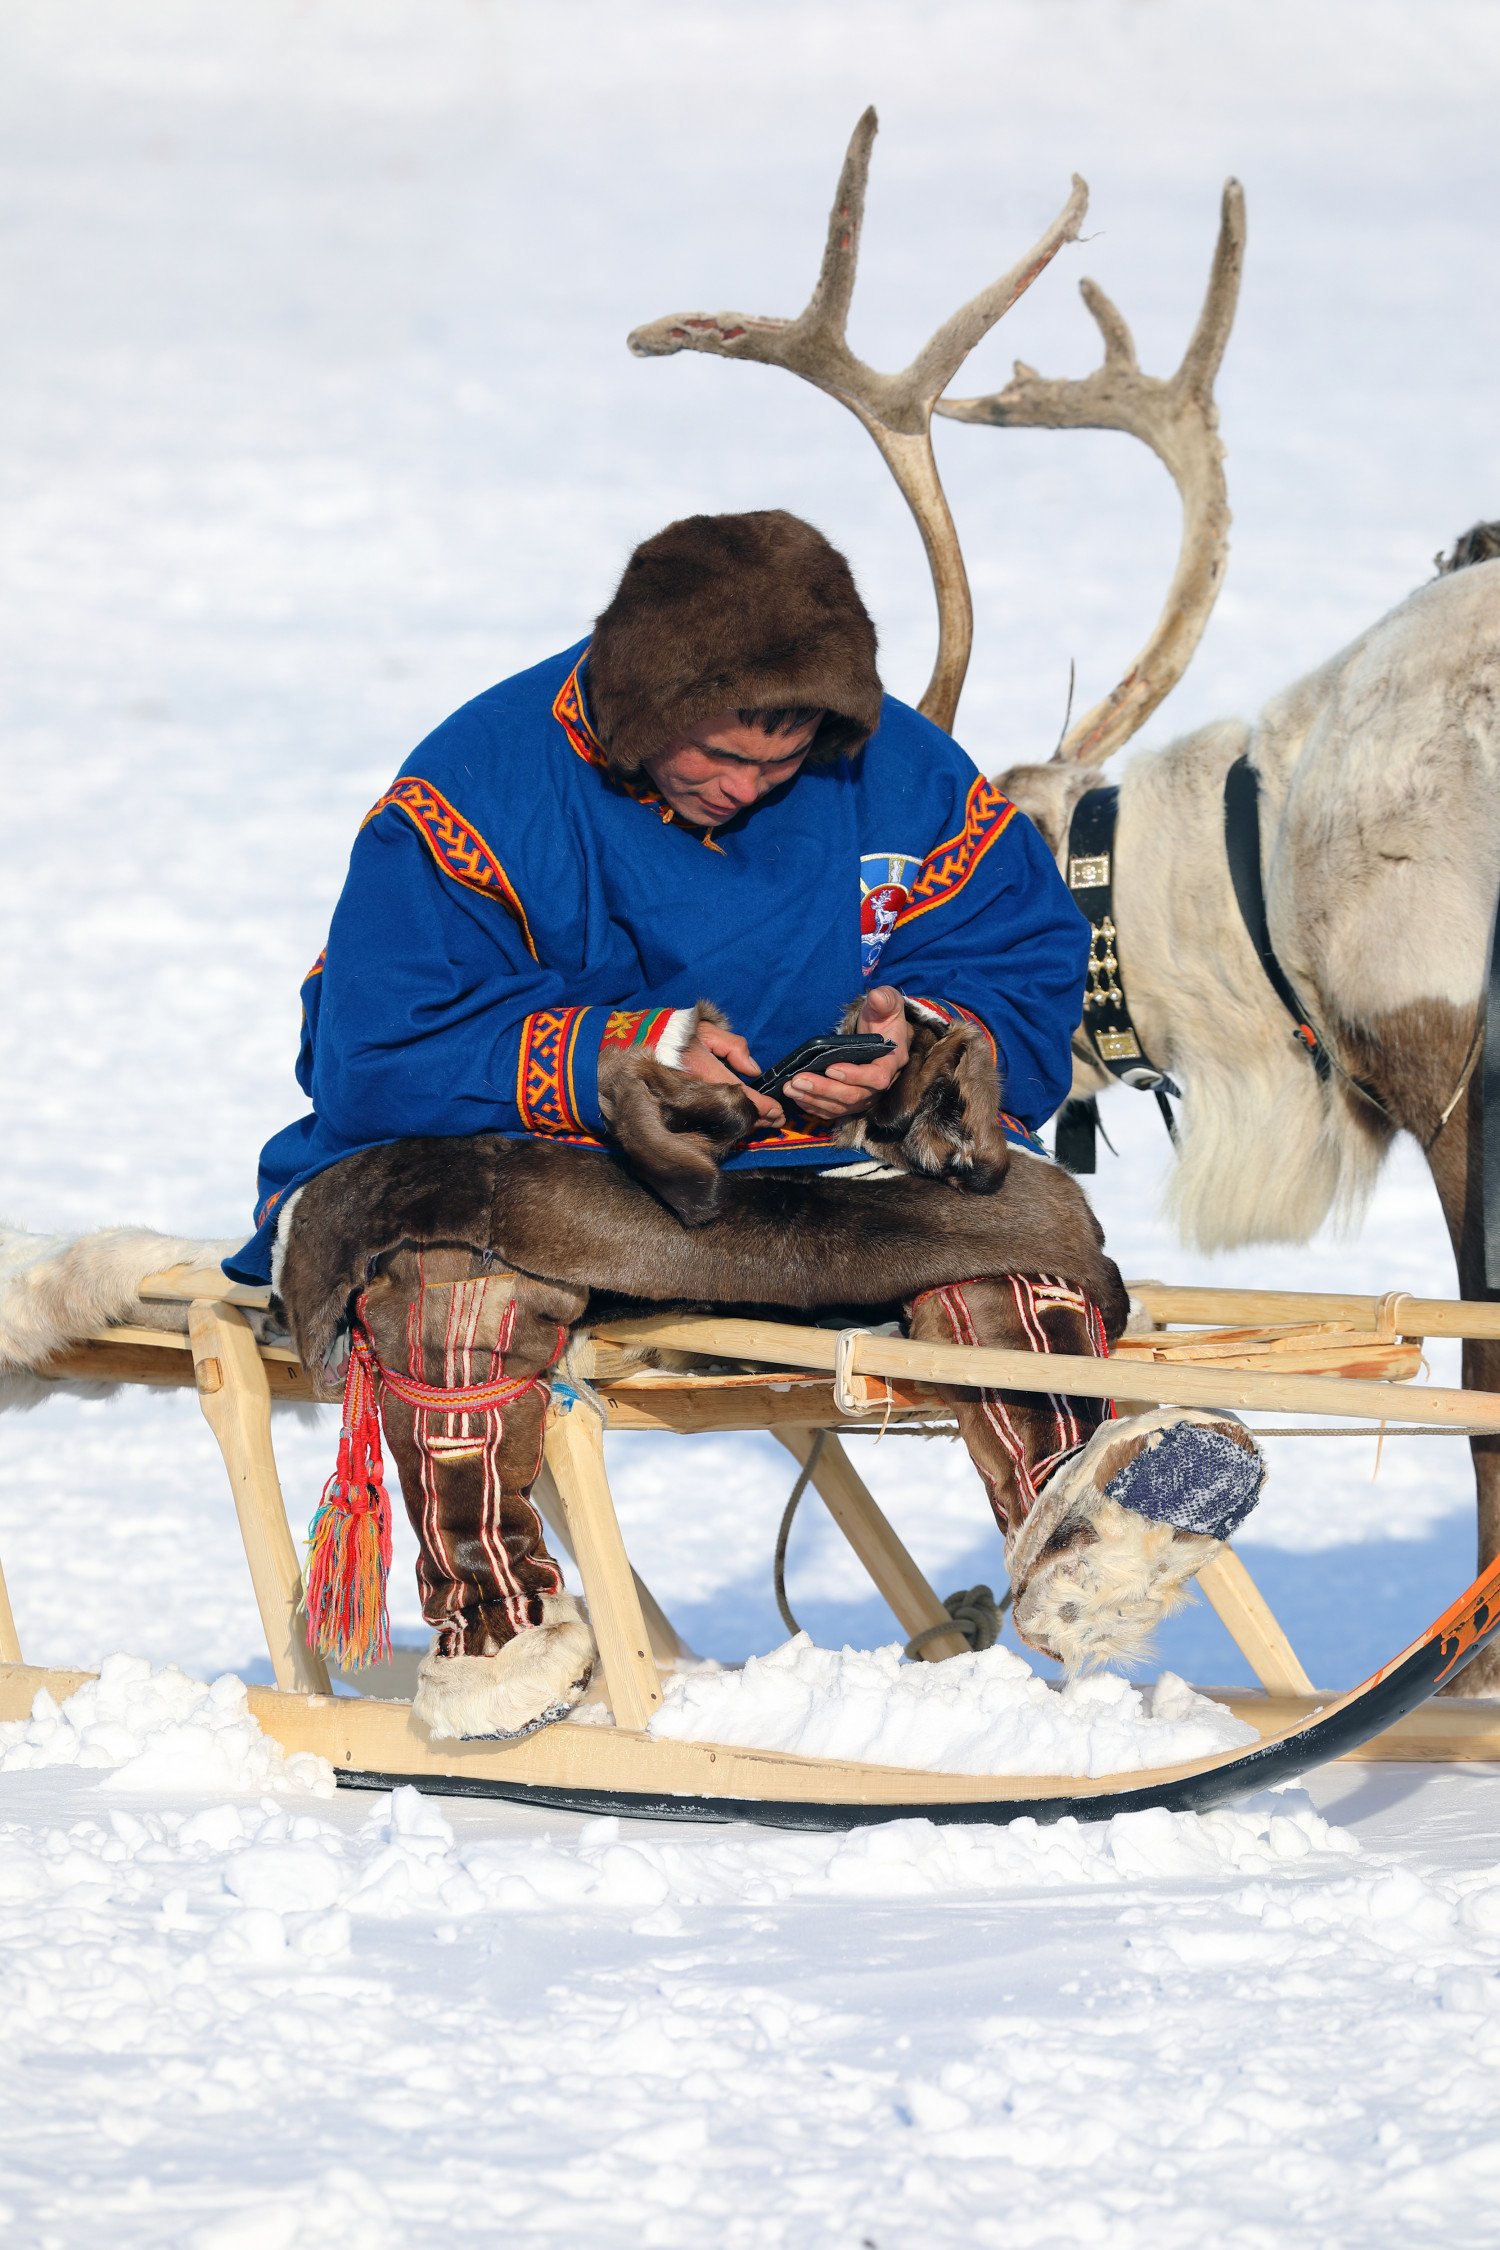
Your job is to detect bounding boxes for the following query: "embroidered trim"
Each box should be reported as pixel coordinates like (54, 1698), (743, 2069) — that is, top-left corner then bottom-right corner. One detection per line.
(552, 659), (607, 768)
(741, 1121), (843, 1153)
(906, 994), (1000, 1070)
(304, 948), (326, 983)
(552, 658), (725, 851)
(998, 1109), (1047, 1154)
(600, 1007), (675, 1055)
(254, 1183), (288, 1230)
(362, 777), (537, 961)
(898, 778), (1017, 927)
(517, 1006), (598, 1139)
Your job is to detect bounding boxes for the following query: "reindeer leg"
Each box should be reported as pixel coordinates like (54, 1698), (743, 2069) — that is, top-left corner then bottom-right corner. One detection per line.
(1423, 1057), (1500, 1696)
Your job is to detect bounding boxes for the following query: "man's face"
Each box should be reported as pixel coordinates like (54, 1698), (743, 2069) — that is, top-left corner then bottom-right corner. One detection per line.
(643, 712), (821, 828)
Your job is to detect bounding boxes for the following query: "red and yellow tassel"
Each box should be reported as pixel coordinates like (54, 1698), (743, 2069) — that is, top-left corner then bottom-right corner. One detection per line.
(304, 1328), (393, 1670)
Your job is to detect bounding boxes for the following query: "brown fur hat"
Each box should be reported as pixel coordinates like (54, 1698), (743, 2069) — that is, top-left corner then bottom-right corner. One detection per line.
(586, 510), (882, 773)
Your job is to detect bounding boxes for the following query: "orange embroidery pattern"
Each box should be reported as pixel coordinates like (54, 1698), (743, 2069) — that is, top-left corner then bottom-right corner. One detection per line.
(898, 779), (1017, 927)
(517, 1006), (598, 1139)
(551, 659), (716, 840)
(304, 948), (327, 984)
(362, 778), (537, 961)
(552, 660), (606, 768)
(254, 1183), (288, 1229)
(742, 1122), (841, 1154)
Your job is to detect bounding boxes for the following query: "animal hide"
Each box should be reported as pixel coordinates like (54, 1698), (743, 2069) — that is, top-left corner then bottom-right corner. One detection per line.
(598, 996), (1012, 1221)
(276, 1132), (1127, 1395)
(0, 1223), (233, 1409)
(596, 1001), (760, 1225)
(834, 998), (1011, 1192)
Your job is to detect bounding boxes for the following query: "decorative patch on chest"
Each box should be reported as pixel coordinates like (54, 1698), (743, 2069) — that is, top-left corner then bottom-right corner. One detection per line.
(860, 851), (919, 976)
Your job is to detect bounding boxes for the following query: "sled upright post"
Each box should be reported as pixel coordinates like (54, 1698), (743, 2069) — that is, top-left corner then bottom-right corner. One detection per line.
(542, 1395), (663, 1730)
(187, 1300), (331, 1698)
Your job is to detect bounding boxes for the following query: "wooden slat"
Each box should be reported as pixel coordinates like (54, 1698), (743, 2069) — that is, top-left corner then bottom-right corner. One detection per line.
(5, 1660), (1498, 1787)
(542, 1401), (663, 1730)
(139, 1264), (272, 1310)
(187, 1303), (330, 1697)
(1128, 1282), (1500, 1341)
(598, 1377), (939, 1432)
(1117, 1335), (1423, 1381)
(1196, 1547), (1314, 1696)
(1210, 1689), (1500, 1763)
(591, 1312), (1500, 1432)
(40, 1335), (318, 1400)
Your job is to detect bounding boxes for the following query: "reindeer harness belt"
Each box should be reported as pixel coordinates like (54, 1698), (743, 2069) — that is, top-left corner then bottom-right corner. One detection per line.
(1057, 784), (1180, 1172)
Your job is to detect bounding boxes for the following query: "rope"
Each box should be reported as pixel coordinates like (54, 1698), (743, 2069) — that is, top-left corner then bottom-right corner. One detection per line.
(904, 1583), (1008, 1661)
(773, 1431), (826, 1636)
(772, 1436), (1009, 1660)
(829, 1420), (1496, 1440)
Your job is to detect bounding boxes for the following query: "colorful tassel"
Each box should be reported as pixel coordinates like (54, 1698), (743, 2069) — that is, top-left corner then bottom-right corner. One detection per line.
(304, 1328), (393, 1670)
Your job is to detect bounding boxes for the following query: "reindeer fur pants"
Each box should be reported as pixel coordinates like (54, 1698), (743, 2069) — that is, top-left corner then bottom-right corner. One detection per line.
(359, 1246), (1111, 1658)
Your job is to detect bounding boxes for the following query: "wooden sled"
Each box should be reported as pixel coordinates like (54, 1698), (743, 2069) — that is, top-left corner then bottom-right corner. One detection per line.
(6, 1269), (1500, 1829)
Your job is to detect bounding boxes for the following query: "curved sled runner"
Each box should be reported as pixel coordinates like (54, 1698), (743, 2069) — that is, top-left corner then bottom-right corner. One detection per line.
(6, 1266), (1500, 1828)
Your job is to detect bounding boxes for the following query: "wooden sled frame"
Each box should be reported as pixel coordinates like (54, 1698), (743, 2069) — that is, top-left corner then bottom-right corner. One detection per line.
(6, 1268), (1500, 1828)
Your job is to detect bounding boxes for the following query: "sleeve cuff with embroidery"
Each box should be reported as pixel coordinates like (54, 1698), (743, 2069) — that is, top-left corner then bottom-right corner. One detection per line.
(515, 1005), (685, 1138)
(903, 994), (1000, 1070)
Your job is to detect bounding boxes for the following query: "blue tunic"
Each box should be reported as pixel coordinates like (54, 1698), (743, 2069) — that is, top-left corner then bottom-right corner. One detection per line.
(227, 640), (1087, 1283)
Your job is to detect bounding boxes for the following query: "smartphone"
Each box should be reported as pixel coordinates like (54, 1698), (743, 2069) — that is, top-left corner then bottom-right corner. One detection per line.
(754, 1031), (896, 1102)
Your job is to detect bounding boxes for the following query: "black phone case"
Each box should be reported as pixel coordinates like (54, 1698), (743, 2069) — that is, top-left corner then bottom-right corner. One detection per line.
(754, 1032), (896, 1100)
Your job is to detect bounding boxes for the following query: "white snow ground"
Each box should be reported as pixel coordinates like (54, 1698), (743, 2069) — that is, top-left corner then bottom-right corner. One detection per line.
(4, 0), (1500, 2240)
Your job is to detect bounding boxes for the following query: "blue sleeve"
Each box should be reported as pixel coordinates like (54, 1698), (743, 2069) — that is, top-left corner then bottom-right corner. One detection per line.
(305, 803), (634, 1146)
(877, 765), (1089, 1128)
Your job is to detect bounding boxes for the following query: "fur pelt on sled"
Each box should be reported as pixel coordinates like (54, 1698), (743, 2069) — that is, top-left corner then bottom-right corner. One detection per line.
(0, 1223), (234, 1409)
(276, 1134), (1128, 1395)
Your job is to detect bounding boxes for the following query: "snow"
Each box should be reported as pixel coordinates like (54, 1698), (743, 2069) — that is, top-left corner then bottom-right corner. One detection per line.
(647, 1635), (1257, 1775)
(0, 1653), (334, 1797)
(5, 0), (1500, 2238)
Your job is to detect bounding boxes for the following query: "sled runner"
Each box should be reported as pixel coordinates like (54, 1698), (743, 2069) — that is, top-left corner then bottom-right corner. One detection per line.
(5, 1268), (1500, 1829)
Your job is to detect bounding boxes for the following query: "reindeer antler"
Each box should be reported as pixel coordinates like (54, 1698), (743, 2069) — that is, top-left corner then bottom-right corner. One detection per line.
(629, 108), (1087, 733)
(938, 180), (1246, 765)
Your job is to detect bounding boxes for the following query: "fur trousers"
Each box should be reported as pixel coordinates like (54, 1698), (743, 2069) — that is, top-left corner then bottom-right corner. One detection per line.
(277, 1135), (1130, 1652)
(360, 1247), (587, 1658)
(353, 1252), (1111, 1655)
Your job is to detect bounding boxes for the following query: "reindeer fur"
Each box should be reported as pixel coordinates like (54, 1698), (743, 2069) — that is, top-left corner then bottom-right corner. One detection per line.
(276, 1132), (1126, 1395)
(1002, 556), (1500, 1255)
(835, 1000), (1012, 1194)
(0, 1223), (235, 1407)
(1002, 542), (1500, 1688)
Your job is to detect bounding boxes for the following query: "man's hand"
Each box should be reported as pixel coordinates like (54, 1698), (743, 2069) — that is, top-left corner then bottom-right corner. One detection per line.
(678, 1017), (785, 1128)
(783, 986), (911, 1123)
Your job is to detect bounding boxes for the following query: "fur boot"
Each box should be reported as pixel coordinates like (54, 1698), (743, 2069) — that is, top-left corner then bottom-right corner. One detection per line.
(1007, 1408), (1266, 1672)
(412, 1593), (597, 1741)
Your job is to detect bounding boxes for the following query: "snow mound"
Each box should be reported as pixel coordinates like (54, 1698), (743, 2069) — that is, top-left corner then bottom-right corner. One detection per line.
(0, 1654), (335, 1796)
(457, 1788), (1357, 1911)
(645, 1635), (1257, 1777)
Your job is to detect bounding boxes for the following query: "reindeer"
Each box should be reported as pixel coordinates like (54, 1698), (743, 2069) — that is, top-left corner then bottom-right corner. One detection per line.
(632, 109), (1500, 1690)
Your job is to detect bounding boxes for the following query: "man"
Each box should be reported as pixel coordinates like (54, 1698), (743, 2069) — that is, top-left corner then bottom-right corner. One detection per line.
(230, 510), (1262, 1741)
